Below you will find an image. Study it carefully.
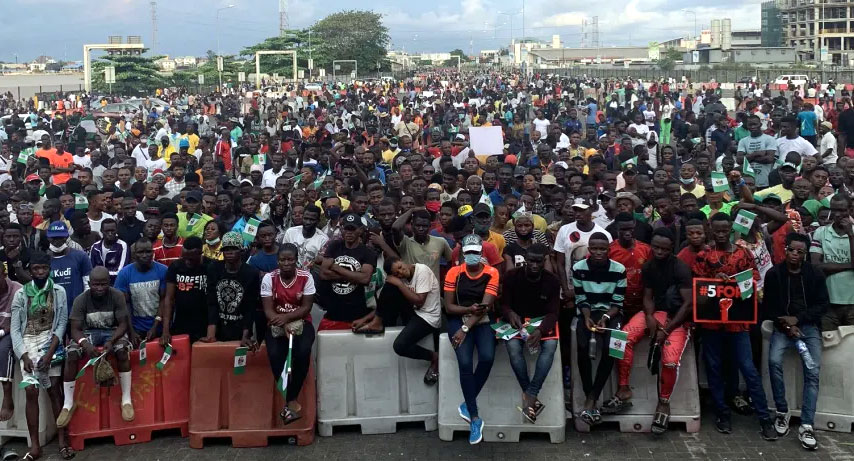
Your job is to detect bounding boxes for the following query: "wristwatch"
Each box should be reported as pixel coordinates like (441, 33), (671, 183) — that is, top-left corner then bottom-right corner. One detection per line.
(461, 325), (470, 333)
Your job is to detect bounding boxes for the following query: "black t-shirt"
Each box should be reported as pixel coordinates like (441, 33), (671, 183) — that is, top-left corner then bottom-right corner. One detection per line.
(118, 218), (146, 246)
(206, 262), (260, 341)
(167, 260), (209, 342)
(640, 256), (692, 315)
(319, 240), (377, 322)
(504, 242), (530, 269)
(788, 273), (806, 314)
(500, 268), (560, 334)
(605, 220), (653, 244)
(839, 109), (854, 148)
(0, 246), (30, 283)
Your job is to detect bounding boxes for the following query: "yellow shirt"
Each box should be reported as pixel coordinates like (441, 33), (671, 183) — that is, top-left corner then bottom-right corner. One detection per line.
(180, 133), (200, 154)
(680, 183), (706, 199)
(382, 148), (400, 163)
(203, 243), (223, 261)
(754, 184), (794, 203)
(160, 145), (177, 166)
(487, 230), (506, 257)
(315, 196), (351, 211)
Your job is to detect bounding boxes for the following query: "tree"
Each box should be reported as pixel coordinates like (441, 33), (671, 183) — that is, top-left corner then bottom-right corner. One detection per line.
(91, 52), (166, 95)
(198, 50), (244, 86)
(311, 11), (390, 73)
(241, 29), (312, 79)
(656, 48), (683, 72)
(443, 49), (470, 67)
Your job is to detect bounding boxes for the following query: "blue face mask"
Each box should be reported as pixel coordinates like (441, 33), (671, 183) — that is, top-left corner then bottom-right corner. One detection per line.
(679, 177), (694, 185)
(464, 253), (481, 265)
(326, 206), (341, 219)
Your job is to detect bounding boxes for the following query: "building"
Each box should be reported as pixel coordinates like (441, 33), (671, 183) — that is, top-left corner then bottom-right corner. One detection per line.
(762, 1), (784, 47)
(513, 40), (551, 64)
(387, 50), (414, 71)
(155, 56), (176, 71)
(173, 56), (198, 68)
(419, 53), (451, 64)
(27, 56), (56, 72)
(526, 46), (655, 67)
(779, 0), (854, 64)
(683, 46), (797, 65)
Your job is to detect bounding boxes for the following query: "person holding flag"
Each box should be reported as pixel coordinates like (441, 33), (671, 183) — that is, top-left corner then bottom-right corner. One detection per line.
(261, 243), (315, 425)
(692, 213), (777, 440)
(203, 232), (260, 348)
(10, 251), (72, 460)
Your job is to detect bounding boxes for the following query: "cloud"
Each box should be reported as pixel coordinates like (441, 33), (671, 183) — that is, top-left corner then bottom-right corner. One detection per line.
(539, 13), (585, 27)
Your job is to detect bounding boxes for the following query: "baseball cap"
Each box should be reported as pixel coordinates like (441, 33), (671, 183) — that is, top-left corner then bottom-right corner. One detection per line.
(46, 221), (69, 238)
(821, 121), (833, 130)
(571, 198), (590, 210)
(341, 212), (363, 229)
(221, 231), (243, 249)
(513, 166), (528, 178)
(623, 163), (638, 175)
(553, 161), (569, 170)
(319, 189), (337, 201)
(185, 190), (203, 202)
(240, 178), (254, 186)
(250, 164), (264, 173)
(473, 203), (492, 217)
(504, 154), (518, 165)
(780, 162), (798, 171)
(25, 174), (42, 183)
(178, 138), (190, 148)
(461, 234), (483, 254)
(457, 204), (474, 217)
(540, 174), (557, 186)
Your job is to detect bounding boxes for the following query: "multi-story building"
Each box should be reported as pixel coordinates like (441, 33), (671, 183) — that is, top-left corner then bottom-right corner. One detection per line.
(779, 0), (854, 64)
(762, 1), (784, 46)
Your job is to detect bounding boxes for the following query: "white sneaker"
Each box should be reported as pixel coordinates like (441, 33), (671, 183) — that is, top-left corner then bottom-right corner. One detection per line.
(798, 424), (817, 450)
(773, 411), (790, 436)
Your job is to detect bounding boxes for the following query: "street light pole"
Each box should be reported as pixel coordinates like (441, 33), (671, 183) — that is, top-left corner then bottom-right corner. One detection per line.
(216, 4), (235, 89)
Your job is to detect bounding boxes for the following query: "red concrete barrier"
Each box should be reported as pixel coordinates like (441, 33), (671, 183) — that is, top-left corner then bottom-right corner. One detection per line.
(188, 341), (315, 448)
(68, 335), (191, 451)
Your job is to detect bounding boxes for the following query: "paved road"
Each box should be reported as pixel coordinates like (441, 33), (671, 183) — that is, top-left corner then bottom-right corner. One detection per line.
(5, 400), (853, 461)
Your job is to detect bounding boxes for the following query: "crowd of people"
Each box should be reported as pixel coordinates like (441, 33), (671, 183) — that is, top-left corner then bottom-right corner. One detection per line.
(0, 70), (851, 456)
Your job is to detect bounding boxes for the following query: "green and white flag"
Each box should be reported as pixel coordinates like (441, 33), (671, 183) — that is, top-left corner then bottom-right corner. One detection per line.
(290, 173), (304, 189)
(608, 330), (629, 359)
(734, 269), (754, 300)
(491, 321), (520, 340)
(742, 161), (755, 178)
(74, 194), (89, 210)
(252, 153), (266, 165)
(710, 171), (728, 193)
(312, 171), (328, 189)
(17, 147), (34, 165)
(234, 347), (248, 375)
(523, 316), (545, 335)
(156, 344), (173, 371)
(19, 375), (40, 389)
(242, 218), (261, 242)
(75, 352), (108, 380)
(275, 336), (293, 399)
(621, 156), (638, 168)
(732, 209), (757, 234)
(186, 213), (202, 232)
(138, 341), (147, 366)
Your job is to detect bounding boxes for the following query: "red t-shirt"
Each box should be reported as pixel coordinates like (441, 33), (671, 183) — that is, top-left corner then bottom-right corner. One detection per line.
(608, 240), (651, 304)
(153, 238), (184, 267)
(677, 246), (701, 270)
(262, 268), (316, 322)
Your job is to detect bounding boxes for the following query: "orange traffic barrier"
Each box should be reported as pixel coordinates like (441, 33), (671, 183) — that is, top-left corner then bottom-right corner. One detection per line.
(188, 341), (315, 448)
(68, 335), (191, 451)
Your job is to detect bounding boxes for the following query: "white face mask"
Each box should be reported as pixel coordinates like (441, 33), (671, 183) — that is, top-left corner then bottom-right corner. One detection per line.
(205, 238), (220, 246)
(49, 243), (67, 253)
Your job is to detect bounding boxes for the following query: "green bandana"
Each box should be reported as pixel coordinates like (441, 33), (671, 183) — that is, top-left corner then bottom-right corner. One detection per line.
(24, 279), (53, 314)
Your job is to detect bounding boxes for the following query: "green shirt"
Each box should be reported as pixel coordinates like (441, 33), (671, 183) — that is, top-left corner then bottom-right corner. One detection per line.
(733, 126), (750, 143)
(177, 212), (213, 239)
(700, 201), (736, 218)
(397, 235), (452, 282)
(810, 225), (854, 304)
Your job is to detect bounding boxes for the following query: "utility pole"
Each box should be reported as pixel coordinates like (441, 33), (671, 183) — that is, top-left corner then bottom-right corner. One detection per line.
(150, 1), (158, 54)
(279, 0), (288, 36)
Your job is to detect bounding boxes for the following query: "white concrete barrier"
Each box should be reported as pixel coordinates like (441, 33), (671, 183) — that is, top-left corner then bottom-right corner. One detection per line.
(0, 364), (57, 447)
(570, 318), (700, 433)
(438, 333), (565, 443)
(316, 327), (438, 436)
(761, 320), (854, 433)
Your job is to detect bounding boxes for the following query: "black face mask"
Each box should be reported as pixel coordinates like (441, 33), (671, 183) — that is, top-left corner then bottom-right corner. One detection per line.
(32, 276), (48, 289)
(517, 230), (533, 241)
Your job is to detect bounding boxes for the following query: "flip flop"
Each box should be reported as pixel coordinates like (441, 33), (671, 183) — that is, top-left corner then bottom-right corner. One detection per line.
(280, 407), (301, 426)
(651, 411), (670, 435)
(533, 399), (545, 417)
(579, 409), (596, 426)
(21, 453), (34, 461)
(517, 404), (538, 424)
(423, 367), (439, 385)
(601, 396), (632, 414)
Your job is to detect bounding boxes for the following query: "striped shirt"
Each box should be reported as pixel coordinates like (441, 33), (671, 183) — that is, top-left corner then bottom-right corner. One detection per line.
(571, 259), (627, 312)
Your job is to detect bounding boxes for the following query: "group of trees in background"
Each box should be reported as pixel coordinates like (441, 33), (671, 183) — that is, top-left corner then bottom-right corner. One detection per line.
(91, 9), (390, 93)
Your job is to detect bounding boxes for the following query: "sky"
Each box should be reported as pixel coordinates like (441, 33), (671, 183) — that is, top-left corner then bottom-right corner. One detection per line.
(0, 0), (765, 62)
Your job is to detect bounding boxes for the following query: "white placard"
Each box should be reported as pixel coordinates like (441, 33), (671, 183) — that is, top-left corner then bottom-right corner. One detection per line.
(468, 126), (504, 156)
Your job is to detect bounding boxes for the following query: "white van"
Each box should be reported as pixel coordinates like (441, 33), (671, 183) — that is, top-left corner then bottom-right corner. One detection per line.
(774, 74), (809, 86)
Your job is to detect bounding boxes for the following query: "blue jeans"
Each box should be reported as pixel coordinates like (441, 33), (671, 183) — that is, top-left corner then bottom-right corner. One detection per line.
(768, 325), (822, 425)
(447, 317), (495, 419)
(701, 329), (770, 420)
(506, 338), (558, 398)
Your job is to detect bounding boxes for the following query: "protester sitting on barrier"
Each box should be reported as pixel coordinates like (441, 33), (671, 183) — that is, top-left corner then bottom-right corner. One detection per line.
(115, 240), (168, 347)
(692, 212), (777, 440)
(57, 267), (134, 430)
(10, 251), (72, 460)
(203, 231), (259, 349)
(500, 243), (560, 424)
(602, 228), (693, 434)
(316, 212), (377, 331)
(810, 193), (854, 331)
(763, 232), (829, 450)
(0, 262), (22, 423)
(261, 243), (315, 425)
(444, 234), (499, 445)
(573, 231), (626, 426)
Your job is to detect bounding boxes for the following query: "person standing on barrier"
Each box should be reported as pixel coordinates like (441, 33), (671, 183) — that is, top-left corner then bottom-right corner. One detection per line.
(692, 212), (777, 441)
(10, 251), (72, 460)
(202, 232), (259, 349)
(444, 234), (499, 445)
(764, 232), (828, 450)
(261, 243), (315, 425)
(602, 228), (693, 435)
(0, 262), (22, 423)
(500, 243), (560, 424)
(57, 267), (134, 430)
(573, 232), (626, 426)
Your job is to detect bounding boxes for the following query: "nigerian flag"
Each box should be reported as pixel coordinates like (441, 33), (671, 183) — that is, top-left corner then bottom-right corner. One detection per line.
(742, 161), (755, 178)
(17, 147), (34, 165)
(710, 172), (728, 193)
(252, 153), (266, 165)
(74, 194), (89, 210)
(735, 269), (754, 300)
(276, 341), (293, 399)
(242, 218), (261, 242)
(608, 330), (628, 359)
(732, 209), (757, 234)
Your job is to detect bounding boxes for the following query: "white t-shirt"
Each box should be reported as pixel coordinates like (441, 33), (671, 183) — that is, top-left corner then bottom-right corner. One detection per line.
(280, 226), (329, 270)
(146, 158), (167, 176)
(261, 168), (285, 188)
(553, 221), (612, 282)
(532, 118), (551, 138)
(88, 212), (116, 236)
(820, 131), (838, 165)
(776, 136), (818, 161)
(629, 123), (650, 146)
(406, 263), (442, 328)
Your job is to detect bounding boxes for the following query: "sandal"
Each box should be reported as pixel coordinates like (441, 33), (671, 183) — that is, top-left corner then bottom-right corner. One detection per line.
(280, 407), (301, 425)
(60, 447), (75, 460)
(517, 404), (538, 424)
(601, 396), (633, 414)
(533, 400), (545, 417)
(579, 409), (596, 426)
(651, 411), (670, 435)
(423, 367), (439, 385)
(591, 409), (602, 424)
(731, 395), (753, 415)
(22, 453), (35, 461)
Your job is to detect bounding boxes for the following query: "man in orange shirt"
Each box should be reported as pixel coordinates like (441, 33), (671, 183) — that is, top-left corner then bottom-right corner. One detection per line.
(36, 138), (75, 185)
(608, 212), (651, 317)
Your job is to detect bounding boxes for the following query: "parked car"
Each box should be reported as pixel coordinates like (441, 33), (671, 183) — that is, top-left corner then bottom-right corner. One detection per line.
(125, 97), (170, 114)
(773, 74), (809, 87)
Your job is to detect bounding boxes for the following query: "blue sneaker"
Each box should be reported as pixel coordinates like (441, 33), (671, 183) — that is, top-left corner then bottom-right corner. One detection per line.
(469, 418), (484, 444)
(458, 403), (471, 423)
